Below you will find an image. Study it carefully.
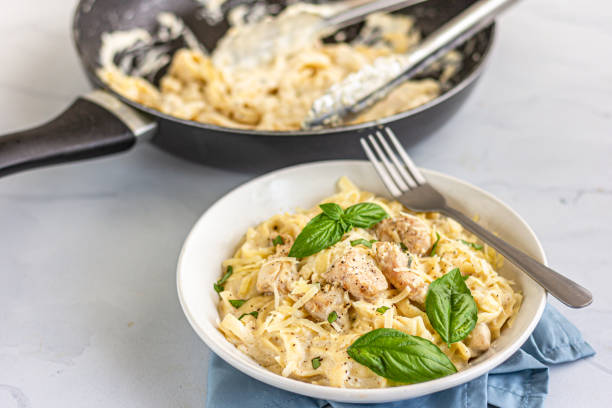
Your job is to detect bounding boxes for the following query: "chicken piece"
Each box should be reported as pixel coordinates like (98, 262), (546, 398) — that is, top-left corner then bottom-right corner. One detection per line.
(256, 259), (298, 294)
(324, 249), (388, 300)
(256, 234), (297, 294)
(304, 285), (350, 328)
(468, 322), (491, 354)
(272, 233), (294, 257)
(374, 213), (432, 256)
(373, 241), (428, 303)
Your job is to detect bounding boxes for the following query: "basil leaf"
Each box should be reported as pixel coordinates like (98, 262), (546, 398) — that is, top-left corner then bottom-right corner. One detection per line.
(338, 217), (351, 233)
(288, 213), (345, 258)
(238, 311), (258, 320)
(288, 202), (386, 258)
(425, 268), (478, 345)
(429, 232), (441, 256)
(272, 235), (284, 246)
(347, 328), (456, 383)
(342, 203), (388, 229)
(311, 357), (321, 369)
(319, 203), (344, 220)
(214, 266), (233, 293)
(350, 239), (376, 248)
(327, 311), (338, 323)
(376, 306), (390, 314)
(460, 239), (483, 250)
(229, 299), (247, 309)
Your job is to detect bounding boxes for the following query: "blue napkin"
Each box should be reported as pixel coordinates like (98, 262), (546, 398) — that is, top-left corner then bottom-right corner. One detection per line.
(206, 304), (595, 408)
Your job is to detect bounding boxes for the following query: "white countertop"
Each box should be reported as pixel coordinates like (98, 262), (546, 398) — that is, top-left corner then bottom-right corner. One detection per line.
(1, 0), (611, 406)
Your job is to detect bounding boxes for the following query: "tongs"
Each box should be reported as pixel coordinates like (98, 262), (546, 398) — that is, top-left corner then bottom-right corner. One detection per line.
(304, 0), (520, 128)
(214, 0), (427, 68)
(322, 0), (427, 31)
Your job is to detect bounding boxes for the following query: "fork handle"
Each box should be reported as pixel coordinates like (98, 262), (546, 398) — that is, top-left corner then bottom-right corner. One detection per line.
(440, 206), (593, 308)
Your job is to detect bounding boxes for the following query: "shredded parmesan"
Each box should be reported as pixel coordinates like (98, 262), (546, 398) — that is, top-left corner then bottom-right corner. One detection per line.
(215, 178), (521, 388)
(292, 284), (320, 312)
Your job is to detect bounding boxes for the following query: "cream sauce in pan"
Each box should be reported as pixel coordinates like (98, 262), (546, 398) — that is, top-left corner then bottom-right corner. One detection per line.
(98, 3), (461, 130)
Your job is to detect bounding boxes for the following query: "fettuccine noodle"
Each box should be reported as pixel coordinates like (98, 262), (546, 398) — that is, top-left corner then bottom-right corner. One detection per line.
(216, 178), (521, 388)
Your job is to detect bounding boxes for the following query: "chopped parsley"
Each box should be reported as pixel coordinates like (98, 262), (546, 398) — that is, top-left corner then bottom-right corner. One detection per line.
(400, 242), (409, 252)
(311, 357), (321, 369)
(214, 266), (233, 293)
(238, 311), (258, 320)
(272, 235), (284, 246)
(229, 299), (247, 309)
(376, 306), (390, 314)
(460, 239), (483, 250)
(327, 311), (338, 324)
(429, 233), (441, 256)
(350, 239), (376, 248)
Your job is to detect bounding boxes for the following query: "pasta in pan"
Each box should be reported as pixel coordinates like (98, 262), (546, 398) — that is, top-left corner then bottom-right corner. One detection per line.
(98, 6), (461, 131)
(215, 178), (521, 388)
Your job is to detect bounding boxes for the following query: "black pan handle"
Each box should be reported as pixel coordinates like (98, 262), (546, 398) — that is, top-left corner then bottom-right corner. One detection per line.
(0, 91), (157, 177)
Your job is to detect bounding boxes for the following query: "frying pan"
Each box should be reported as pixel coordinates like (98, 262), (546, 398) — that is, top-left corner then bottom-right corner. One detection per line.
(0, 0), (494, 175)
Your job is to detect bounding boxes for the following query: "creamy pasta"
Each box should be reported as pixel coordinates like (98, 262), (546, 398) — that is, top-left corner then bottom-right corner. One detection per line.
(215, 178), (521, 388)
(98, 5), (461, 130)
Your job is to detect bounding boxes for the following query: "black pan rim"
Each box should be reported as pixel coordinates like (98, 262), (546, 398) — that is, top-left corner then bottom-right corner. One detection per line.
(72, 1), (495, 137)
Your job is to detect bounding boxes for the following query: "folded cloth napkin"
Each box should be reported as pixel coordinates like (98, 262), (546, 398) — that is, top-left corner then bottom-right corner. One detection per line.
(206, 304), (595, 408)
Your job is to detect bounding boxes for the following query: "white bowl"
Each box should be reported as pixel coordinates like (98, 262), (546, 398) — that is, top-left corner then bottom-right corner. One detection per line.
(177, 160), (547, 403)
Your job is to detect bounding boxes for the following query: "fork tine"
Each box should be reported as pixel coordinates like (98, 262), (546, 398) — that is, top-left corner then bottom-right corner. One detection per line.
(360, 138), (402, 197)
(375, 131), (418, 189)
(384, 127), (427, 185)
(367, 135), (410, 192)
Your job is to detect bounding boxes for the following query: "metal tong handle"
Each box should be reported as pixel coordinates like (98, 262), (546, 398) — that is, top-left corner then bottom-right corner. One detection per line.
(305, 0), (520, 128)
(323, 0), (427, 31)
(350, 0), (519, 115)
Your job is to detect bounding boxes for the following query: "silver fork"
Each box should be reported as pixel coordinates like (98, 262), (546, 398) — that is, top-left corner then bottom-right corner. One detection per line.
(361, 127), (592, 308)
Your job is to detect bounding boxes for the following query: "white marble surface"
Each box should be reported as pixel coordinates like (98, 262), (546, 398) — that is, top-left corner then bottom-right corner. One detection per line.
(0, 0), (611, 406)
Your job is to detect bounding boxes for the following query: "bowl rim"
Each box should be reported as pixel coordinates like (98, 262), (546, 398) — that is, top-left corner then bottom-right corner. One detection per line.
(176, 160), (547, 403)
